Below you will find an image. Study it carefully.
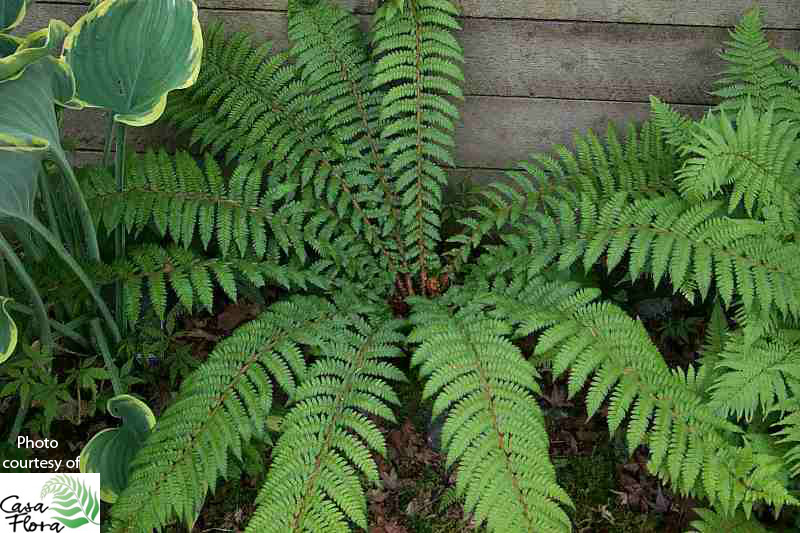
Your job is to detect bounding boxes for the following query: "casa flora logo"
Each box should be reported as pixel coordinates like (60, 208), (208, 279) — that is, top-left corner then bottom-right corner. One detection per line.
(0, 474), (100, 532)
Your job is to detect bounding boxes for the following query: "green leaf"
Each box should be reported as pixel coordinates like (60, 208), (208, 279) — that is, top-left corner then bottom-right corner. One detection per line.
(80, 394), (155, 503)
(0, 0), (32, 32)
(0, 297), (17, 364)
(0, 19), (71, 82)
(62, 0), (203, 127)
(0, 55), (75, 222)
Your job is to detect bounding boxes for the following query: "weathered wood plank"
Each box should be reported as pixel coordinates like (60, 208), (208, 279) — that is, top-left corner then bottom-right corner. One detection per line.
(61, 96), (708, 170)
(35, 0), (800, 28)
(20, 6), (800, 105)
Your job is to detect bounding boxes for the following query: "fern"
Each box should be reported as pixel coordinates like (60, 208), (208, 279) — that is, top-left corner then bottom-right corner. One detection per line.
(710, 6), (789, 117)
(67, 3), (800, 532)
(245, 310), (406, 532)
(688, 508), (772, 532)
(408, 293), (573, 533)
(109, 295), (348, 531)
(371, 0), (464, 279)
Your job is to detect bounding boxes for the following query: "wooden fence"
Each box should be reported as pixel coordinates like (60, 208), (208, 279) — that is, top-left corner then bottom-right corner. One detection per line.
(20, 0), (800, 183)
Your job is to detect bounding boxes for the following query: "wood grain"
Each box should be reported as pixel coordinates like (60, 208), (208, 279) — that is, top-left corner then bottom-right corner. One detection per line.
(35, 0), (800, 28)
(60, 96), (708, 170)
(20, 6), (800, 104)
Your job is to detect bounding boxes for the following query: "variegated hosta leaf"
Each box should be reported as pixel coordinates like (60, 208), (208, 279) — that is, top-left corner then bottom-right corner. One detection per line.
(0, 0), (32, 32)
(62, 0), (203, 127)
(0, 56), (75, 222)
(80, 394), (156, 503)
(0, 19), (71, 82)
(0, 297), (17, 364)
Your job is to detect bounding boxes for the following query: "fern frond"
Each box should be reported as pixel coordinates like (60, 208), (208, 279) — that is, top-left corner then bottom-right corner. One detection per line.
(245, 309), (406, 532)
(710, 7), (789, 117)
(708, 330), (800, 423)
(95, 244), (330, 326)
(553, 191), (800, 320)
(287, 0), (410, 273)
(445, 119), (678, 275)
(371, 0), (464, 277)
(489, 275), (797, 517)
(81, 150), (307, 261)
(109, 296), (342, 533)
(408, 293), (573, 533)
(676, 98), (800, 229)
(688, 508), (771, 533)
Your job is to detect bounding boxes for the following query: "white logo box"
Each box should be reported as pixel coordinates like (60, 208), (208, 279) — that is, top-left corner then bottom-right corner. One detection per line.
(0, 474), (100, 532)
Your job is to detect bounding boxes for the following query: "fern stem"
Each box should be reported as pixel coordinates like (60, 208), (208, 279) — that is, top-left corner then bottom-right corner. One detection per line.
(408, 0), (433, 288)
(114, 123), (128, 337)
(90, 318), (123, 396)
(0, 234), (53, 353)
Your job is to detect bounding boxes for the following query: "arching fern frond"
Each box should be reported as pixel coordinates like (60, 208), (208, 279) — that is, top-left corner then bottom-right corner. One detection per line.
(708, 330), (800, 423)
(408, 293), (573, 533)
(445, 119), (678, 276)
(81, 150), (307, 261)
(109, 296), (344, 533)
(94, 244), (330, 327)
(371, 0), (464, 278)
(485, 274), (797, 517)
(676, 98), (800, 230)
(710, 6), (789, 118)
(553, 191), (800, 322)
(245, 309), (406, 533)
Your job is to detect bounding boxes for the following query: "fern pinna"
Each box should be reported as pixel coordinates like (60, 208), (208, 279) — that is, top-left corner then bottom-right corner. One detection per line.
(71, 1), (800, 531)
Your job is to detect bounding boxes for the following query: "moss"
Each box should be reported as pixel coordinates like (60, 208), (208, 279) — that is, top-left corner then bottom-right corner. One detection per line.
(555, 445), (662, 532)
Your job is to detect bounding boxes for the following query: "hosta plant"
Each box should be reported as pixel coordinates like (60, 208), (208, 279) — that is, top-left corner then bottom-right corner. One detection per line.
(32, 1), (800, 531)
(0, 0), (201, 459)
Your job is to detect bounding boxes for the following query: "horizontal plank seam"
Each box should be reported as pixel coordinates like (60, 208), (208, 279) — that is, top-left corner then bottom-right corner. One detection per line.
(32, 1), (800, 31)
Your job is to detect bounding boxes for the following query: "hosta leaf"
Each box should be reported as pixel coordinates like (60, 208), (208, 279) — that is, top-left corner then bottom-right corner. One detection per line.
(0, 0), (31, 32)
(80, 394), (156, 502)
(0, 19), (70, 82)
(0, 297), (17, 364)
(0, 56), (75, 221)
(62, 0), (203, 127)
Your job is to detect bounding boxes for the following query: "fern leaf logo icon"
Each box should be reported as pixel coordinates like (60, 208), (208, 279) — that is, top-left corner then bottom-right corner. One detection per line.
(40, 475), (100, 529)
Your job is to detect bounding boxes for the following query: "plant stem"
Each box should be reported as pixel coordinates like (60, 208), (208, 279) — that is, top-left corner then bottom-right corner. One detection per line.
(6, 302), (89, 348)
(0, 234), (53, 353)
(102, 112), (117, 168)
(51, 151), (101, 262)
(0, 255), (7, 295)
(8, 386), (30, 445)
(90, 318), (123, 396)
(0, 208), (120, 344)
(114, 122), (128, 337)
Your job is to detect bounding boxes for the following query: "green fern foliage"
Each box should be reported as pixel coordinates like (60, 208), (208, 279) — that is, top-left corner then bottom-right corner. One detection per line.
(109, 296), (344, 532)
(476, 266), (797, 517)
(81, 149), (306, 261)
(245, 311), (406, 533)
(688, 508), (772, 533)
(371, 0), (464, 277)
(675, 98), (800, 228)
(710, 7), (789, 117)
(708, 331), (800, 422)
(408, 294), (573, 533)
